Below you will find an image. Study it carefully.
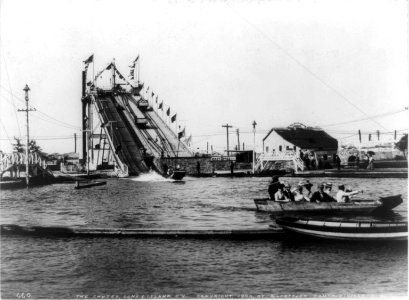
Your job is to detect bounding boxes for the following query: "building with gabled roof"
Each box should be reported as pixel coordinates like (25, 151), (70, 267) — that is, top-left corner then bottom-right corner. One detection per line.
(261, 123), (338, 170)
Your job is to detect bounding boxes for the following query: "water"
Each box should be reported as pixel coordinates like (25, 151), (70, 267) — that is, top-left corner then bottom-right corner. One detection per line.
(1, 175), (407, 298)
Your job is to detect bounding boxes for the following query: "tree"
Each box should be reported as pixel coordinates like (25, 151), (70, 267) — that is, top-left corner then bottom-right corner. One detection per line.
(12, 138), (43, 154)
(395, 134), (408, 158)
(28, 140), (42, 153)
(12, 137), (25, 153)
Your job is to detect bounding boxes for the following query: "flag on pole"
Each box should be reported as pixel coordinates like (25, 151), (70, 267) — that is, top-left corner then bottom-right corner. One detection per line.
(156, 96), (158, 103)
(84, 54), (94, 71)
(171, 114), (177, 123)
(134, 55), (139, 63)
(358, 130), (361, 143)
(166, 107), (170, 116)
(185, 135), (192, 146)
(178, 128), (185, 140)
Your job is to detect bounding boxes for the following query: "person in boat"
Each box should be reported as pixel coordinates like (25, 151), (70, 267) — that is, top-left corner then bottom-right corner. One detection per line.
(268, 176), (283, 200)
(274, 185), (290, 202)
(310, 183), (336, 202)
(292, 183), (310, 202)
(299, 180), (313, 198)
(336, 184), (362, 203)
(282, 182), (295, 201)
(163, 163), (169, 175)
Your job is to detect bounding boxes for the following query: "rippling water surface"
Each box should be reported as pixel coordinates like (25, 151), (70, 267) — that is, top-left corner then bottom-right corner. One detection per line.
(1, 174), (407, 298)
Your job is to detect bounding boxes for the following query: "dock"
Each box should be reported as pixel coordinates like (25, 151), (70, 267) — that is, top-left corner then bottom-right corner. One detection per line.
(0, 224), (284, 239)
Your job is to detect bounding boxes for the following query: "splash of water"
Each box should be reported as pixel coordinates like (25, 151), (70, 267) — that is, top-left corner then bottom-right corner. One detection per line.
(128, 170), (172, 182)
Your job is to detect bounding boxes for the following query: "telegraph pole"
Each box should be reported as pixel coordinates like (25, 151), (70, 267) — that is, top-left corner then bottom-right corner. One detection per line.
(252, 120), (257, 174)
(236, 129), (240, 151)
(74, 133), (77, 153)
(18, 84), (36, 186)
(222, 123), (233, 157)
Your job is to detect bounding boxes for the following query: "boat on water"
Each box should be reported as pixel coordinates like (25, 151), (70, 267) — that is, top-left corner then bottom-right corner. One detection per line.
(275, 216), (408, 241)
(165, 169), (186, 180)
(74, 180), (107, 189)
(254, 194), (402, 214)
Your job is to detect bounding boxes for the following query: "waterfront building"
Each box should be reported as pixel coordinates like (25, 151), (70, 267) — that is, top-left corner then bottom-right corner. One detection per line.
(258, 123), (338, 172)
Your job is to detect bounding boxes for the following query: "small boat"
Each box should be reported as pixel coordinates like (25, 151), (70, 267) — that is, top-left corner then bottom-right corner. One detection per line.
(165, 170), (186, 180)
(254, 195), (402, 215)
(74, 180), (107, 189)
(275, 217), (408, 241)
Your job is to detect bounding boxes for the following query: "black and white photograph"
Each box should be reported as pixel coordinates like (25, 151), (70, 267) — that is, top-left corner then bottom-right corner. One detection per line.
(0, 0), (408, 299)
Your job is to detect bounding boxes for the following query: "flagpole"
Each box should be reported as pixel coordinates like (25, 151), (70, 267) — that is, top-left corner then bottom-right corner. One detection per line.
(93, 54), (95, 86)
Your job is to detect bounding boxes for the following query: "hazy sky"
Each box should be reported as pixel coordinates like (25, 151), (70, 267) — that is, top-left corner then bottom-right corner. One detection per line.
(1, 0), (408, 154)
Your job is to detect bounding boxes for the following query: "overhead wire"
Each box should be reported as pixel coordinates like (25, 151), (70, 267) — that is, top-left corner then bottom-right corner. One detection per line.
(224, 2), (391, 131)
(0, 44), (22, 138)
(0, 86), (81, 130)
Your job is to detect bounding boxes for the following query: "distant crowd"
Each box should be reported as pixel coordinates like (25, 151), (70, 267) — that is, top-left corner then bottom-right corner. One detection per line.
(268, 176), (363, 203)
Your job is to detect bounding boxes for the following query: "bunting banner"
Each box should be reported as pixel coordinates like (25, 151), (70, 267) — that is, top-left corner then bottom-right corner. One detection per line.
(171, 114), (177, 123)
(158, 102), (163, 110)
(178, 128), (185, 140)
(151, 92), (154, 97)
(166, 107), (170, 116)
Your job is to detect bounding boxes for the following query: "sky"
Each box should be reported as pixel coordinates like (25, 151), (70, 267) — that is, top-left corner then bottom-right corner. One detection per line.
(0, 0), (408, 155)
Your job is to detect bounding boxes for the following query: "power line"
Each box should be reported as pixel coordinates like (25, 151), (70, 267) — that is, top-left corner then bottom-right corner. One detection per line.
(0, 85), (80, 130)
(0, 44), (22, 137)
(224, 2), (390, 131)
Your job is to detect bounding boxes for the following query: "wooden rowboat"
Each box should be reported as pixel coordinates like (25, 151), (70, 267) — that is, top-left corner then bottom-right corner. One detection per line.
(254, 195), (402, 214)
(275, 217), (408, 241)
(74, 180), (107, 189)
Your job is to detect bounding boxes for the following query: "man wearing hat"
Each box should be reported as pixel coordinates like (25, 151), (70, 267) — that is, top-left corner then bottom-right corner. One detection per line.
(282, 182), (295, 201)
(336, 184), (362, 203)
(268, 176), (283, 200)
(310, 183), (336, 202)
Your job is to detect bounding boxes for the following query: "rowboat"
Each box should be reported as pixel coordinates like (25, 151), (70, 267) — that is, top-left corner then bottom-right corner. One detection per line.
(74, 180), (107, 189)
(254, 194), (402, 214)
(275, 217), (408, 241)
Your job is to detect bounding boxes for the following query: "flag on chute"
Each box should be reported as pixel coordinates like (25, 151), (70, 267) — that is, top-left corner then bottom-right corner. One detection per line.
(171, 114), (177, 123)
(185, 135), (192, 146)
(84, 54), (94, 71)
(178, 128), (185, 140)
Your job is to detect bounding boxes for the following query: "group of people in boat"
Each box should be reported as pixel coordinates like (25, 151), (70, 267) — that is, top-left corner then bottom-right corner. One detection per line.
(268, 175), (363, 203)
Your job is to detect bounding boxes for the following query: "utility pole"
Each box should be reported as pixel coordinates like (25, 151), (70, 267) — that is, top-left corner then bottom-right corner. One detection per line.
(74, 133), (77, 153)
(222, 123), (233, 157)
(236, 129), (240, 151)
(18, 84), (36, 186)
(252, 120), (257, 174)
